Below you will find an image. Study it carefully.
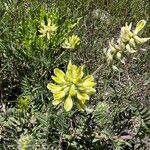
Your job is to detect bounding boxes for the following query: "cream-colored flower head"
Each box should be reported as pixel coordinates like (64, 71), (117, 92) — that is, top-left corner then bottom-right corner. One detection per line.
(104, 39), (125, 64)
(47, 61), (96, 111)
(104, 19), (150, 65)
(62, 35), (80, 49)
(39, 19), (57, 39)
(120, 20), (150, 52)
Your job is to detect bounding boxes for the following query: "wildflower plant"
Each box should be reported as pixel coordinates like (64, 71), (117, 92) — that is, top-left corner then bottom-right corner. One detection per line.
(18, 7), (82, 65)
(47, 61), (96, 111)
(62, 35), (80, 49)
(104, 20), (150, 66)
(104, 38), (126, 64)
(1, 0), (150, 149)
(120, 19), (150, 53)
(39, 19), (58, 39)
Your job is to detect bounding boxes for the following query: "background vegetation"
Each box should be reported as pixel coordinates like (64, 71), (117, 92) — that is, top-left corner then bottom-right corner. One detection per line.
(0, 0), (150, 149)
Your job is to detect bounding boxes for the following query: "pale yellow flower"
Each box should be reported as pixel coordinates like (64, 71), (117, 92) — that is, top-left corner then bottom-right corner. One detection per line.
(62, 35), (80, 49)
(104, 19), (149, 66)
(104, 39), (125, 64)
(120, 20), (150, 52)
(47, 61), (96, 111)
(39, 19), (57, 39)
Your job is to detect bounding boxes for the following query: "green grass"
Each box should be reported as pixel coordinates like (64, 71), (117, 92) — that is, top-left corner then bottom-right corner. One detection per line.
(0, 0), (150, 149)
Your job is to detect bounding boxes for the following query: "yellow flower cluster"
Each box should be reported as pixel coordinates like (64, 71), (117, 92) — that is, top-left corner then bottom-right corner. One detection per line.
(39, 19), (80, 49)
(104, 20), (150, 64)
(39, 19), (57, 39)
(47, 61), (96, 111)
(62, 35), (80, 49)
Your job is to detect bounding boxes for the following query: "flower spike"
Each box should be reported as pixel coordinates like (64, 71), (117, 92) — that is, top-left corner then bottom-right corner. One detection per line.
(47, 61), (96, 111)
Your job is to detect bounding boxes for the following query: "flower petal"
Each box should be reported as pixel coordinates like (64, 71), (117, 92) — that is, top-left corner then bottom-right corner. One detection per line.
(54, 91), (65, 100)
(134, 36), (150, 44)
(106, 51), (113, 64)
(82, 75), (94, 82)
(67, 60), (73, 71)
(134, 20), (146, 34)
(39, 28), (47, 34)
(54, 68), (65, 77)
(109, 43), (117, 52)
(77, 92), (89, 101)
(116, 52), (122, 60)
(47, 83), (62, 93)
(69, 84), (76, 96)
(129, 38), (136, 48)
(51, 75), (65, 84)
(47, 32), (50, 40)
(72, 65), (78, 77)
(81, 75), (96, 87)
(85, 88), (96, 95)
(52, 99), (63, 105)
(123, 26), (133, 37)
(47, 19), (51, 26)
(64, 96), (73, 111)
(128, 22), (132, 30)
(126, 44), (136, 53)
(77, 65), (84, 79)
